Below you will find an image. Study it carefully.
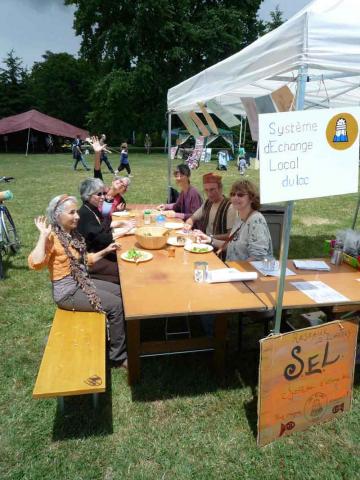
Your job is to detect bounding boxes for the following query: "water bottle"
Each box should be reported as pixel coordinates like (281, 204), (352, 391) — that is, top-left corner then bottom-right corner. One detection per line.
(156, 214), (166, 227)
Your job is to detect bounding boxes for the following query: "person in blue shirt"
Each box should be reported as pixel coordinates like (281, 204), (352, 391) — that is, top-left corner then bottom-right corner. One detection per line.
(115, 142), (132, 177)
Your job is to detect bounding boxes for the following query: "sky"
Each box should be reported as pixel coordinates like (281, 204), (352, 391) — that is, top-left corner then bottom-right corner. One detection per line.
(0, 0), (313, 70)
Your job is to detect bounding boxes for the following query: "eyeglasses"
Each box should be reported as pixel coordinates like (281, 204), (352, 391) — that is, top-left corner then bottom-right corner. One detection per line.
(94, 191), (106, 197)
(230, 192), (247, 197)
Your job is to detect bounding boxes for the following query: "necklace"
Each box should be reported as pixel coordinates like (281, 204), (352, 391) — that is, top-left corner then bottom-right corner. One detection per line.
(84, 204), (102, 225)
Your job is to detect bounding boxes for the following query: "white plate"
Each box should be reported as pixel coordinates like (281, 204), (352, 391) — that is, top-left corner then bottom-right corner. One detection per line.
(112, 211), (130, 217)
(121, 250), (153, 263)
(164, 222), (184, 230)
(167, 236), (186, 247)
(184, 243), (213, 253)
(113, 227), (136, 236)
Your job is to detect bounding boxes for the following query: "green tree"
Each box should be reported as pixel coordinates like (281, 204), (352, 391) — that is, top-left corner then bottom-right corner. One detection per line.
(0, 50), (32, 118)
(29, 51), (96, 128)
(65, 0), (263, 139)
(258, 5), (285, 35)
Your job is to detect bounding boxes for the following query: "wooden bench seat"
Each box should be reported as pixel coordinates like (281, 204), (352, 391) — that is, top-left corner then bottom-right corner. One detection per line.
(33, 309), (106, 401)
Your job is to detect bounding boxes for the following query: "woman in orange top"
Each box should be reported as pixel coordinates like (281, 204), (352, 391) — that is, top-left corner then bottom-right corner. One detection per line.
(28, 194), (127, 368)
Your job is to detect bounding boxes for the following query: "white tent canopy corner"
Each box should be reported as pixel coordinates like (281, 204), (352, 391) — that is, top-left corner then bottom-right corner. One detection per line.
(168, 0), (360, 115)
(167, 0), (360, 334)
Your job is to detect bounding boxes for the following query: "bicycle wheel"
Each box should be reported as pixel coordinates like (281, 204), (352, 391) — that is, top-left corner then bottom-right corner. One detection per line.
(1, 206), (20, 254)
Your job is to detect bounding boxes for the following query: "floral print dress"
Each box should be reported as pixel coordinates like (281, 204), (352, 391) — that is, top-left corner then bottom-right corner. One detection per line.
(226, 211), (273, 261)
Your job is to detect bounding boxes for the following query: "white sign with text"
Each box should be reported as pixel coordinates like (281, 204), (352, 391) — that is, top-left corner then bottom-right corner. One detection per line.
(259, 108), (360, 203)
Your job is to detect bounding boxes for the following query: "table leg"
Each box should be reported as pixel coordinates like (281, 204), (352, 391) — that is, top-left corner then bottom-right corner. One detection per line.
(213, 314), (228, 378)
(127, 319), (141, 385)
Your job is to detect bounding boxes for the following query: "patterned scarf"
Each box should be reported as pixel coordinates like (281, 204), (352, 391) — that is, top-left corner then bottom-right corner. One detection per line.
(53, 224), (104, 313)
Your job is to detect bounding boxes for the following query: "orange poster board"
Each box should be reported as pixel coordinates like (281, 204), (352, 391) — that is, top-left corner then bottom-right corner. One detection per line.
(257, 319), (358, 447)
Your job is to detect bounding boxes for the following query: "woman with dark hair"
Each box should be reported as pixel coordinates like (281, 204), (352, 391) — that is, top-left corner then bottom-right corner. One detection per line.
(77, 177), (135, 284)
(157, 164), (202, 220)
(28, 195), (127, 368)
(195, 179), (272, 261)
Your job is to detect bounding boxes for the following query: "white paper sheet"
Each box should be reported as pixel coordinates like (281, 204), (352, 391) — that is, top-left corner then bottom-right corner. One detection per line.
(250, 261), (296, 277)
(291, 281), (349, 303)
(206, 268), (257, 284)
(293, 260), (330, 271)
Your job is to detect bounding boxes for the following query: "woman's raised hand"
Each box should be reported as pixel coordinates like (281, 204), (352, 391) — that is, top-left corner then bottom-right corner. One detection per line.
(90, 136), (106, 153)
(34, 216), (51, 237)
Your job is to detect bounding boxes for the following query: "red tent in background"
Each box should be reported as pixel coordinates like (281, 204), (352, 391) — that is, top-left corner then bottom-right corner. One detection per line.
(0, 109), (89, 155)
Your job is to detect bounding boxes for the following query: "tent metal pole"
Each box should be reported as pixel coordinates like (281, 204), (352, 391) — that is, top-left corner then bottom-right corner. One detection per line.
(167, 112), (172, 203)
(26, 127), (30, 156)
(352, 194), (360, 229)
(239, 117), (243, 147)
(273, 65), (307, 335)
(242, 118), (247, 145)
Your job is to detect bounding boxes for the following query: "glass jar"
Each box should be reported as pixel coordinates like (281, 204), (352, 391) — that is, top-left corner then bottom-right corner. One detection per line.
(143, 210), (151, 225)
(194, 261), (208, 283)
(331, 241), (343, 265)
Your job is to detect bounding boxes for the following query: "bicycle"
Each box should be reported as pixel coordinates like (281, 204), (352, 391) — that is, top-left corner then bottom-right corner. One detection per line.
(0, 176), (20, 279)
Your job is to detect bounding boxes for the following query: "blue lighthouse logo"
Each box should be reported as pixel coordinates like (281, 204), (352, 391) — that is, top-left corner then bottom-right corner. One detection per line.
(333, 117), (348, 143)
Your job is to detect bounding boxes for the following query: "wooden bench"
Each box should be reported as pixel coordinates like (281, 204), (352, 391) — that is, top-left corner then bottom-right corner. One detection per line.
(33, 309), (106, 410)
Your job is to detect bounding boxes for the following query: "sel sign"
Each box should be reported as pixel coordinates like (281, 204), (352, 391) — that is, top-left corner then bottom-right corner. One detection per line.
(259, 107), (360, 203)
(257, 320), (358, 447)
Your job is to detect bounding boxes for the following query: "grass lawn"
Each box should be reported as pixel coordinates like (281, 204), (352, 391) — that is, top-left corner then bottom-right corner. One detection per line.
(0, 152), (359, 480)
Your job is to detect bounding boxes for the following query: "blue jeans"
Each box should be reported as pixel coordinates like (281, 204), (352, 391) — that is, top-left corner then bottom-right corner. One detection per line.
(74, 154), (90, 170)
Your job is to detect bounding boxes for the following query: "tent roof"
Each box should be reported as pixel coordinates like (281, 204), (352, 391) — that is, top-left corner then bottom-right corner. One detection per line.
(0, 109), (89, 139)
(168, 0), (360, 114)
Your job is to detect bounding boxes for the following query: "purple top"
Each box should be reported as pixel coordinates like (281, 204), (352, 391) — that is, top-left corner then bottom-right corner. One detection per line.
(165, 185), (202, 220)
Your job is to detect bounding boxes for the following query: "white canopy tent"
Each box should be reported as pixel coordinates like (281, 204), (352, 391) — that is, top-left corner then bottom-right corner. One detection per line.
(168, 0), (360, 114)
(167, 0), (360, 333)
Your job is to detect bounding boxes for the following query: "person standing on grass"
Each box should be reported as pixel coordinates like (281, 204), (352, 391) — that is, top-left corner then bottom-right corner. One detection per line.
(99, 134), (115, 174)
(144, 133), (152, 155)
(73, 134), (90, 171)
(115, 142), (132, 177)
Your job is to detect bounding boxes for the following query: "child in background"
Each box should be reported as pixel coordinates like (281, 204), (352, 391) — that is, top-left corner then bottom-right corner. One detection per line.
(238, 157), (247, 175)
(115, 142), (132, 177)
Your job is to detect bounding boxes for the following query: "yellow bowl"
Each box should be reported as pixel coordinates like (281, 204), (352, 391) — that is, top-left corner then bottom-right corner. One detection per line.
(135, 226), (169, 250)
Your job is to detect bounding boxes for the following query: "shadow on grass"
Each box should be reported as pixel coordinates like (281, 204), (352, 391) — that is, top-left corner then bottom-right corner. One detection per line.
(130, 315), (261, 402)
(52, 367), (114, 440)
(131, 353), (228, 402)
(0, 256), (27, 279)
(232, 346), (260, 439)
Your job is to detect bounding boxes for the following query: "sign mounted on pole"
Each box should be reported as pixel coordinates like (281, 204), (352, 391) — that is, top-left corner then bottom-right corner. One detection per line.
(257, 320), (359, 447)
(259, 107), (360, 203)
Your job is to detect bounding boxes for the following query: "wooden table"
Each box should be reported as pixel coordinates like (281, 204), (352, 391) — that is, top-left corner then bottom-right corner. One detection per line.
(115, 207), (267, 384)
(227, 259), (360, 310)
